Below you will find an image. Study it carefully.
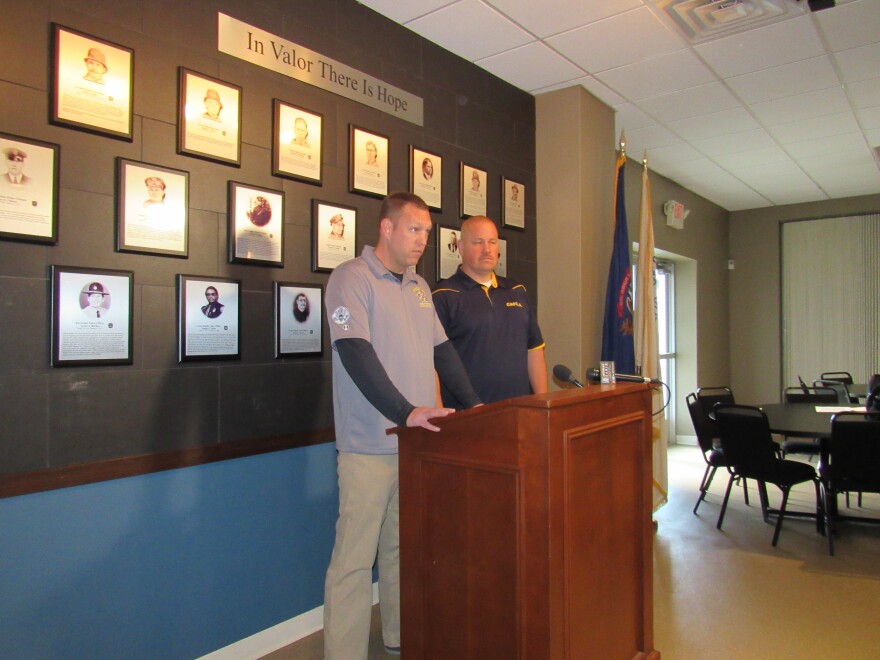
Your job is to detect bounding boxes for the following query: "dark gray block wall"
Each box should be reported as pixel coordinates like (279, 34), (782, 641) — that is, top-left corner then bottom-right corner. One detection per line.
(0, 0), (536, 476)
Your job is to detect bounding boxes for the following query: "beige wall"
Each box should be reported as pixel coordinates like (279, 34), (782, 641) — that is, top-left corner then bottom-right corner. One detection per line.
(536, 87), (616, 379)
(536, 86), (733, 439)
(729, 193), (880, 404)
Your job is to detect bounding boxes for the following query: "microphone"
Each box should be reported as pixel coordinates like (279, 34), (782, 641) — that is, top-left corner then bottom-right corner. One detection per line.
(586, 368), (662, 385)
(553, 364), (584, 388)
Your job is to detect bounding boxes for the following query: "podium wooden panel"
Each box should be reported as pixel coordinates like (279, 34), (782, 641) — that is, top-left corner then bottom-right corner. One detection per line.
(397, 384), (659, 659)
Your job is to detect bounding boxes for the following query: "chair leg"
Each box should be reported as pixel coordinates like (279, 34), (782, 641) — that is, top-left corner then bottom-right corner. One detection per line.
(698, 463), (712, 493)
(694, 466), (717, 514)
(813, 479), (824, 536)
(741, 477), (750, 506)
(771, 487), (791, 547)
(824, 486), (835, 557)
(757, 482), (770, 522)
(717, 474), (736, 530)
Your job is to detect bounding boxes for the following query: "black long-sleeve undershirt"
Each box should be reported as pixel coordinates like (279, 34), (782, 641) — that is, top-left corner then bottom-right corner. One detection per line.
(335, 338), (481, 426)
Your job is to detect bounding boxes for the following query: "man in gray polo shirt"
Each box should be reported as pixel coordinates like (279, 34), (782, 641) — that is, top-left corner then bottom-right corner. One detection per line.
(323, 192), (480, 659)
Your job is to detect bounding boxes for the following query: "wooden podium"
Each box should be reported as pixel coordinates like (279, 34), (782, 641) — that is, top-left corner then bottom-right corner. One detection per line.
(397, 384), (659, 659)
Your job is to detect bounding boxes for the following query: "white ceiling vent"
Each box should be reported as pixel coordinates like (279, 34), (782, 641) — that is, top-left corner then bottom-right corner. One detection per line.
(649, 0), (809, 43)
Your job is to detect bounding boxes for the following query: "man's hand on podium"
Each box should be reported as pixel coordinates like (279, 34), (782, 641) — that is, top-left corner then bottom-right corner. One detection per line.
(406, 406), (455, 431)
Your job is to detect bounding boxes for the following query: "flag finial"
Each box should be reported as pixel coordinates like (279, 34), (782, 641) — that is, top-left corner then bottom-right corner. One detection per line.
(642, 150), (648, 170)
(618, 130), (626, 157)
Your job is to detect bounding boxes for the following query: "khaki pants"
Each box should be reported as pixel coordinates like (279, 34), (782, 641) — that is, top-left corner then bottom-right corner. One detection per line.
(323, 452), (400, 660)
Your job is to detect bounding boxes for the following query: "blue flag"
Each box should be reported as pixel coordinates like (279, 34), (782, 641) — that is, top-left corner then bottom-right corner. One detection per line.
(601, 153), (635, 374)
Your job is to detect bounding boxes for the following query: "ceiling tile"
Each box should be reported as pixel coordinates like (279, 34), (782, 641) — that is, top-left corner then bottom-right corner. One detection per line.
(596, 48), (715, 101)
(690, 128), (777, 156)
(726, 55), (841, 104)
(485, 0), (641, 39)
(847, 79), (880, 109)
(784, 131), (871, 159)
(816, 0), (880, 51)
(406, 0), (533, 61)
(713, 145), (793, 170)
(694, 15), (824, 79)
(477, 41), (584, 92)
(636, 83), (742, 123)
(666, 107), (760, 141)
(643, 142), (705, 167)
(614, 103), (658, 131)
(858, 105), (880, 131)
(749, 86), (850, 125)
(767, 110), (861, 143)
(547, 7), (684, 74)
(834, 43), (880, 84)
(358, 0), (453, 24)
(624, 123), (682, 155)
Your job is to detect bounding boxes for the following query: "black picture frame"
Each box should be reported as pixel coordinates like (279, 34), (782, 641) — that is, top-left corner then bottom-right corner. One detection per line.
(275, 281), (324, 357)
(228, 181), (285, 267)
(177, 68), (242, 166)
(177, 275), (242, 362)
(0, 132), (60, 245)
(272, 99), (323, 185)
(349, 125), (389, 198)
(50, 265), (134, 367)
(311, 199), (358, 273)
(115, 158), (189, 257)
(50, 24), (134, 141)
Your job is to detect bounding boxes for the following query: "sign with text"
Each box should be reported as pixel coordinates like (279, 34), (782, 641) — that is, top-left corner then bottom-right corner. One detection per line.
(218, 13), (423, 126)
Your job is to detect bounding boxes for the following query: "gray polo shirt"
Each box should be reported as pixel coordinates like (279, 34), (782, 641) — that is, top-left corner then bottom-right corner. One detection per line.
(326, 246), (447, 453)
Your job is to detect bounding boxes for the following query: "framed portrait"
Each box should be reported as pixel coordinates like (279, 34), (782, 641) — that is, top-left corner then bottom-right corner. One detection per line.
(177, 68), (242, 166)
(496, 237), (508, 277)
(177, 275), (241, 362)
(115, 158), (189, 257)
(228, 181), (284, 267)
(0, 133), (60, 245)
(275, 282), (323, 357)
(436, 225), (462, 281)
(409, 146), (442, 211)
(50, 265), (133, 367)
(349, 126), (388, 198)
(312, 199), (357, 273)
(460, 163), (487, 218)
(272, 100), (323, 184)
(50, 25), (134, 141)
(502, 177), (525, 230)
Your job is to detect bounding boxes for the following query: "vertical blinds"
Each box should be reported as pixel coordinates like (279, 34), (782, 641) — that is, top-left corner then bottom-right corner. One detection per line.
(782, 213), (880, 387)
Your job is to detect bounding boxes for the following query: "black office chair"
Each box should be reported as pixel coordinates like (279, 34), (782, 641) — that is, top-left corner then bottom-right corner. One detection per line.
(820, 371), (854, 385)
(780, 386), (838, 459)
(696, 386), (735, 420)
(686, 392), (749, 514)
(819, 412), (880, 556)
(813, 379), (852, 404)
(714, 404), (823, 547)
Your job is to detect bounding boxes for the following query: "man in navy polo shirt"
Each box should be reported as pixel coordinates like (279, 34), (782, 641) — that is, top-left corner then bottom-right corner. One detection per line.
(323, 192), (480, 659)
(433, 215), (547, 407)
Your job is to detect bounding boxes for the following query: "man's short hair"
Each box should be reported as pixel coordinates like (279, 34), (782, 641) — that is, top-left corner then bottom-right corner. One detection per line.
(379, 192), (428, 225)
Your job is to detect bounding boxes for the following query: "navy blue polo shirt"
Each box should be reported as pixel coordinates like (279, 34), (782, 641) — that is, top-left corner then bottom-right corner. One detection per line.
(433, 267), (544, 408)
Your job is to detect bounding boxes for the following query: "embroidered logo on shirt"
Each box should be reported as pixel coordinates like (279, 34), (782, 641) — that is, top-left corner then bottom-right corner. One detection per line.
(412, 286), (432, 307)
(506, 301), (523, 308)
(331, 306), (350, 324)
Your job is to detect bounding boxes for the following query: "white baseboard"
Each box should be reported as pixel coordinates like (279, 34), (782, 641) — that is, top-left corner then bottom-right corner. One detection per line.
(676, 434), (698, 446)
(200, 583), (379, 659)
